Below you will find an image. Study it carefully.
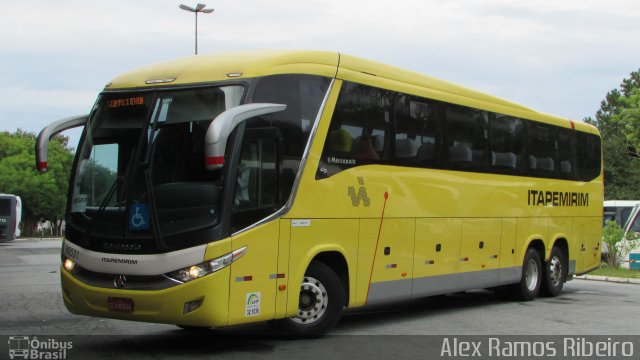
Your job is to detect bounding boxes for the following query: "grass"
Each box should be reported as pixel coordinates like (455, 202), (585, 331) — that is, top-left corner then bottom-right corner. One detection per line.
(588, 265), (640, 279)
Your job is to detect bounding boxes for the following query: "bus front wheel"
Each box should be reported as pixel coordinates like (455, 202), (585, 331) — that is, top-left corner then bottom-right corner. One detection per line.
(509, 247), (542, 301)
(268, 261), (345, 338)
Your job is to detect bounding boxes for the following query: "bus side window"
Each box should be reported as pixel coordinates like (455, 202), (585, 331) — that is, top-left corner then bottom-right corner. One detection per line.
(445, 105), (489, 171)
(630, 213), (640, 233)
(527, 123), (556, 178)
(317, 82), (392, 178)
(394, 96), (439, 167)
(231, 128), (281, 233)
(490, 114), (523, 175)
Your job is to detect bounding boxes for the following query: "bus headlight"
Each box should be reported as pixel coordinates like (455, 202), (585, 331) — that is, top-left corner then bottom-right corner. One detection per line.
(63, 258), (76, 272)
(165, 246), (247, 283)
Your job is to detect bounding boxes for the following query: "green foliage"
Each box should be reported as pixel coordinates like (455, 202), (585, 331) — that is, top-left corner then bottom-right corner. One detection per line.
(0, 130), (74, 235)
(602, 220), (626, 268)
(585, 69), (640, 199)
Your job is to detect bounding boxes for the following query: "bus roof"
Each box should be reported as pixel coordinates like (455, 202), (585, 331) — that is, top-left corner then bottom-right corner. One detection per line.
(106, 49), (598, 134)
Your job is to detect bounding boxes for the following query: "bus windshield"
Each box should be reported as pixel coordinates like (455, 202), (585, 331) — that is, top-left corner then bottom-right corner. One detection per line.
(69, 86), (244, 249)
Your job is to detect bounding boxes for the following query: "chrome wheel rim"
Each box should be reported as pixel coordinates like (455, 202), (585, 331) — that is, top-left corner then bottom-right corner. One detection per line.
(291, 276), (328, 325)
(525, 258), (539, 291)
(549, 255), (563, 287)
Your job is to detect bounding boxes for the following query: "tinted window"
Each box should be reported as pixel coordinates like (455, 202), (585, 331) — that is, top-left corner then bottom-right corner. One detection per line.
(576, 132), (601, 181)
(316, 81), (601, 182)
(557, 129), (575, 179)
(317, 82), (393, 178)
(251, 74), (330, 159)
(250, 74), (330, 195)
(445, 105), (489, 171)
(527, 122), (557, 177)
(232, 129), (281, 232)
(0, 199), (10, 216)
(395, 96), (440, 167)
(490, 114), (523, 174)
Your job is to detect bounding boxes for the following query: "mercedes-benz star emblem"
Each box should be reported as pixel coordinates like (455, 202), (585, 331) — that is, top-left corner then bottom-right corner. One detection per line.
(114, 275), (127, 288)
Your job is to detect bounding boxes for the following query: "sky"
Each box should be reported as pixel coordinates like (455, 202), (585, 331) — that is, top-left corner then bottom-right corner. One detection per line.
(1, 0), (640, 149)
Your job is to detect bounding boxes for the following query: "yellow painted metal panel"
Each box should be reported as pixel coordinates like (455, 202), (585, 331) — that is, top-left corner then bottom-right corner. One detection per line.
(359, 218), (415, 282)
(413, 218), (462, 278)
(460, 218), (501, 273)
(203, 237), (232, 262)
(275, 219), (291, 319)
(516, 218), (548, 263)
(499, 218), (517, 269)
(107, 50), (339, 89)
(227, 220), (279, 325)
(574, 217), (602, 272)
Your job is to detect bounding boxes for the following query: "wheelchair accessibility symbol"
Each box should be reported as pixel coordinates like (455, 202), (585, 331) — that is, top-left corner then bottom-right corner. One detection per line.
(129, 204), (150, 230)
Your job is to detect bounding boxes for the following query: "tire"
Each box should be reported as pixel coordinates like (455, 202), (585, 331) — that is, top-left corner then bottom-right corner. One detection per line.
(540, 246), (567, 297)
(268, 261), (345, 338)
(509, 247), (542, 301)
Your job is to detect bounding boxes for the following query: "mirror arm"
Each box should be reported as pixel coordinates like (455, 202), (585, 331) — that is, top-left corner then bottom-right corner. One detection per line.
(35, 115), (88, 172)
(204, 103), (286, 170)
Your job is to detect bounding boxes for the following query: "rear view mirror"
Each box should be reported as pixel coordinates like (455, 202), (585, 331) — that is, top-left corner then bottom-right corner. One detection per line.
(204, 103), (286, 170)
(35, 115), (88, 172)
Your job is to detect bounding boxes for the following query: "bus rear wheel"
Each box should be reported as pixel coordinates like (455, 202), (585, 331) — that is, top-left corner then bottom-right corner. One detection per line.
(541, 246), (567, 297)
(509, 247), (542, 301)
(268, 261), (344, 338)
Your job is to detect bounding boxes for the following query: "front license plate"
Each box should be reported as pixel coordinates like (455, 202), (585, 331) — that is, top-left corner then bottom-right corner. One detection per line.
(107, 297), (134, 312)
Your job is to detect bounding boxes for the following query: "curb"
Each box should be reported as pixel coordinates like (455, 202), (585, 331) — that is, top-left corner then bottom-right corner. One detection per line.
(574, 274), (640, 285)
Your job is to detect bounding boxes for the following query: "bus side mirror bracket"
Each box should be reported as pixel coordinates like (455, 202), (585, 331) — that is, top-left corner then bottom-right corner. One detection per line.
(204, 103), (286, 170)
(35, 115), (88, 172)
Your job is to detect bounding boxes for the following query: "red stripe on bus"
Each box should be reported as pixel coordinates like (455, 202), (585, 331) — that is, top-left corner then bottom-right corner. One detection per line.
(366, 191), (389, 303)
(205, 156), (224, 165)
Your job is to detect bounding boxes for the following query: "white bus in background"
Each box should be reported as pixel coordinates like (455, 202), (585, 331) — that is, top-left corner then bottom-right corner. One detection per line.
(0, 194), (22, 241)
(603, 200), (640, 227)
(620, 203), (640, 269)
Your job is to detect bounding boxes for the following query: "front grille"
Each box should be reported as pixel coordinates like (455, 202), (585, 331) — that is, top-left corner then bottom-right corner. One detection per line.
(70, 265), (182, 290)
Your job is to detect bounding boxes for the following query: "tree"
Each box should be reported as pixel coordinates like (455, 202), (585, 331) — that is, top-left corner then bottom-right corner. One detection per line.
(0, 130), (74, 236)
(585, 69), (640, 199)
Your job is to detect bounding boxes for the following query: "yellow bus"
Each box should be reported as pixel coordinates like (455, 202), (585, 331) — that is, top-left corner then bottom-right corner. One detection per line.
(36, 50), (603, 337)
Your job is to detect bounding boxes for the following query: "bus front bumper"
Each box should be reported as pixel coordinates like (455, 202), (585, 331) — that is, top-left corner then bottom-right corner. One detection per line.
(60, 266), (230, 327)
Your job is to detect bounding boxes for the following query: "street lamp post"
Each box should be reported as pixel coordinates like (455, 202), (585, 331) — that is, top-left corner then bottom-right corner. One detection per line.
(179, 3), (214, 55)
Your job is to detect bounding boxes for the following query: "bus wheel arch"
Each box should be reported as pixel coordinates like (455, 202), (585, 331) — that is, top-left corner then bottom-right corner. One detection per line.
(541, 238), (569, 297)
(311, 251), (350, 307)
(269, 258), (346, 338)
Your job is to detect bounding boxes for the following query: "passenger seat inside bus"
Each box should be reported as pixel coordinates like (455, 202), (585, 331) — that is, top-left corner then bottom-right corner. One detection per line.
(396, 138), (418, 164)
(492, 151), (517, 169)
(449, 142), (473, 165)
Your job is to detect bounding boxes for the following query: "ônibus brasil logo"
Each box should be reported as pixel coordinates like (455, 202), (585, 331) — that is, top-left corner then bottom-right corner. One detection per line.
(8, 336), (72, 359)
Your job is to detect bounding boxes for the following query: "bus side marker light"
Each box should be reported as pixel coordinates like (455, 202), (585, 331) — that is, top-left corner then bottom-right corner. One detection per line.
(278, 285), (287, 291)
